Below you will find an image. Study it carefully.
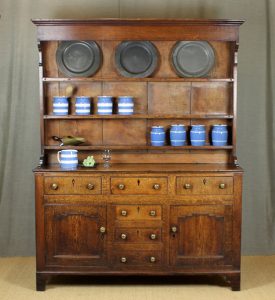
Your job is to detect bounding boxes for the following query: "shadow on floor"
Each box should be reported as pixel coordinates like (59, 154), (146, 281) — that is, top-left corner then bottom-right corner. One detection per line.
(46, 275), (230, 290)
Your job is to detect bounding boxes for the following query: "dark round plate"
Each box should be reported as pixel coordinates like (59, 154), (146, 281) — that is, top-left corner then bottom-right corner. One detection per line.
(115, 41), (158, 78)
(172, 41), (215, 77)
(56, 41), (102, 77)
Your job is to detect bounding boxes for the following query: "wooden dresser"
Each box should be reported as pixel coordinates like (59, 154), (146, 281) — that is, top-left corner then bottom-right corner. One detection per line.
(32, 19), (244, 291)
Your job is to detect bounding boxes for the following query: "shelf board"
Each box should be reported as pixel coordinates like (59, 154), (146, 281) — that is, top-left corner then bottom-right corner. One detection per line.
(44, 145), (233, 151)
(44, 114), (234, 120)
(43, 77), (234, 83)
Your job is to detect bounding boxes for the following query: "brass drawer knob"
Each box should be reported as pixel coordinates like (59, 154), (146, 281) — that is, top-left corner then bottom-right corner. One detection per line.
(120, 233), (127, 240)
(184, 183), (192, 189)
(150, 256), (156, 263)
(149, 210), (156, 217)
(121, 210), (128, 216)
(120, 257), (127, 263)
(118, 183), (125, 190)
(51, 183), (58, 190)
(219, 183), (226, 189)
(153, 184), (160, 190)
(99, 226), (106, 233)
(87, 183), (95, 190)
(150, 233), (157, 240)
(171, 226), (177, 233)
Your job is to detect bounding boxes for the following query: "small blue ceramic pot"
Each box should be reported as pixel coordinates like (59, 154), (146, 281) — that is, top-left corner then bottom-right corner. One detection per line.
(118, 96), (134, 115)
(75, 96), (91, 115)
(190, 125), (206, 146)
(57, 149), (78, 170)
(53, 96), (69, 115)
(212, 124), (228, 146)
(151, 126), (165, 146)
(97, 96), (113, 115)
(170, 124), (186, 146)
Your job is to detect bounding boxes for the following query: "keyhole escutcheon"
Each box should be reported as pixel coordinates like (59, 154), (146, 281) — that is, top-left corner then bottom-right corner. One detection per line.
(203, 178), (207, 185)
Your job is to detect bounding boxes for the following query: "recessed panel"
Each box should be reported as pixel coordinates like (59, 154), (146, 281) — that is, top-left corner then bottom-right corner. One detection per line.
(103, 119), (147, 145)
(191, 82), (232, 114)
(148, 82), (191, 115)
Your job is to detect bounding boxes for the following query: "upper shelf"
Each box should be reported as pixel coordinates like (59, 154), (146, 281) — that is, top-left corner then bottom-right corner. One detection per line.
(42, 77), (234, 83)
(44, 145), (233, 151)
(44, 114), (234, 120)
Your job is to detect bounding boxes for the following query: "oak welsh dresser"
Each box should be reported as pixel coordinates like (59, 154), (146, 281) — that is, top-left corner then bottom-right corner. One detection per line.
(32, 19), (244, 291)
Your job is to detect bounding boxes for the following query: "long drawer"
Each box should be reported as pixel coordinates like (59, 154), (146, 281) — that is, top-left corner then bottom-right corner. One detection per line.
(113, 227), (162, 243)
(176, 176), (233, 195)
(113, 204), (162, 221)
(110, 177), (168, 195)
(44, 176), (102, 195)
(110, 250), (162, 266)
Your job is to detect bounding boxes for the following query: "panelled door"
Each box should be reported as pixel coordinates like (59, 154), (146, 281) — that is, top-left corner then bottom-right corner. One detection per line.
(170, 204), (233, 267)
(45, 204), (106, 267)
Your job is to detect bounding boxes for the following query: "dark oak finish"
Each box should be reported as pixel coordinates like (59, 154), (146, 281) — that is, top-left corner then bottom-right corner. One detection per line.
(33, 19), (243, 291)
(169, 204), (233, 267)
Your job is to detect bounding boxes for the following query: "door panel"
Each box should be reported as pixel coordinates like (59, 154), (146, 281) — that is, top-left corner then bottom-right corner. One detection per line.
(170, 205), (233, 267)
(45, 205), (106, 266)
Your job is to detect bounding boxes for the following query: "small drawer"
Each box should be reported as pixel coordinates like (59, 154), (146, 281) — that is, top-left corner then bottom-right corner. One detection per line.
(114, 205), (162, 221)
(44, 176), (102, 195)
(110, 177), (167, 195)
(111, 251), (162, 266)
(114, 228), (162, 243)
(176, 176), (233, 195)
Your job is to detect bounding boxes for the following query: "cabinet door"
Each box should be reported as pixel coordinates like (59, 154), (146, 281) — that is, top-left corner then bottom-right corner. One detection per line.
(170, 205), (233, 267)
(45, 205), (106, 267)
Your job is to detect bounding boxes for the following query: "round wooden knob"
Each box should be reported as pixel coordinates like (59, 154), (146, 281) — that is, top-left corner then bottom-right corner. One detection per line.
(120, 257), (127, 263)
(99, 226), (106, 233)
(149, 210), (156, 217)
(184, 183), (192, 189)
(87, 183), (94, 190)
(121, 210), (127, 216)
(153, 184), (160, 190)
(150, 233), (157, 240)
(118, 184), (125, 190)
(219, 183), (226, 189)
(150, 256), (156, 263)
(120, 233), (127, 240)
(51, 183), (58, 190)
(171, 226), (177, 233)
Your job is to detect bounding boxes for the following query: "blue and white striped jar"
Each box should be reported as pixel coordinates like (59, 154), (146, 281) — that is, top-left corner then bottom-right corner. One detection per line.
(97, 96), (113, 115)
(190, 125), (206, 146)
(212, 124), (228, 146)
(170, 124), (186, 146)
(57, 149), (78, 170)
(75, 96), (91, 115)
(53, 96), (69, 115)
(151, 126), (165, 146)
(118, 96), (134, 115)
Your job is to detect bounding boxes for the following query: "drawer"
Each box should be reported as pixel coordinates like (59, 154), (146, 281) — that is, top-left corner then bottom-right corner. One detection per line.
(111, 251), (162, 266)
(114, 228), (162, 243)
(110, 177), (167, 195)
(44, 176), (102, 195)
(176, 176), (233, 195)
(114, 205), (162, 221)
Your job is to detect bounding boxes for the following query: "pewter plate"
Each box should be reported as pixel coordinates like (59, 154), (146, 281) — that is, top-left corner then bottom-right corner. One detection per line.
(115, 41), (158, 78)
(56, 41), (102, 77)
(172, 41), (215, 77)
